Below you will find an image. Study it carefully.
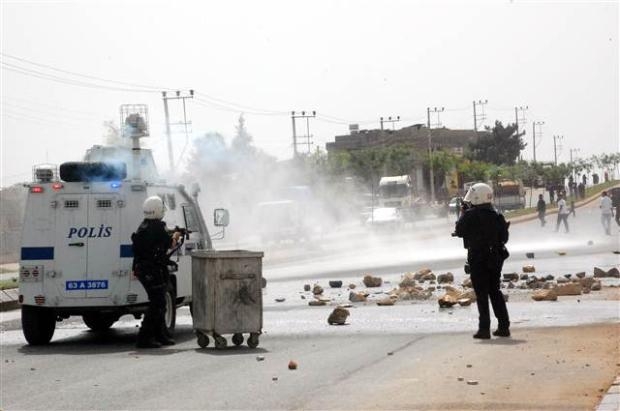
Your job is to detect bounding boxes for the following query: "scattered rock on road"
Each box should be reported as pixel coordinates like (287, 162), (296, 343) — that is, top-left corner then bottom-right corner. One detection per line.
(594, 267), (620, 278)
(523, 265), (536, 273)
(313, 284), (324, 295)
(363, 274), (383, 287)
(288, 360), (298, 370)
(308, 300), (326, 306)
(399, 272), (417, 287)
(532, 289), (558, 301)
(437, 272), (454, 284)
(349, 291), (368, 303)
(348, 283), (357, 289)
(275, 298), (286, 303)
(503, 273), (519, 282)
(376, 297), (395, 306)
(575, 272), (586, 278)
(329, 280), (343, 288)
(554, 283), (582, 296)
(438, 294), (458, 308)
(304, 284), (311, 292)
(327, 306), (350, 325)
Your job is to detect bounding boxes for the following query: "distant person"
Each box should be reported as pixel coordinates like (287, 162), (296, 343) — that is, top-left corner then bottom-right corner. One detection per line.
(536, 194), (546, 227)
(599, 191), (613, 235)
(555, 194), (570, 233)
(548, 186), (555, 204)
(569, 198), (576, 217)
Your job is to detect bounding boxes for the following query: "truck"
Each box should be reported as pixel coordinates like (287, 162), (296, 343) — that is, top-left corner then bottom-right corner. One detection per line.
(378, 175), (413, 208)
(18, 105), (228, 345)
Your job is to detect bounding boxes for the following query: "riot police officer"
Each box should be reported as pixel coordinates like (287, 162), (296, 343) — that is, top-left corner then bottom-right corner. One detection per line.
(454, 183), (510, 339)
(132, 196), (181, 348)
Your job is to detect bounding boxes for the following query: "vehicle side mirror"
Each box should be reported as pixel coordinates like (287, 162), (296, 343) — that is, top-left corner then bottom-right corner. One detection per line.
(214, 208), (229, 227)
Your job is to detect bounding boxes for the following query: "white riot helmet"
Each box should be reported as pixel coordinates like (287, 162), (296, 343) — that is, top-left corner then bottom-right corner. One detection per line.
(464, 183), (493, 206)
(142, 196), (165, 220)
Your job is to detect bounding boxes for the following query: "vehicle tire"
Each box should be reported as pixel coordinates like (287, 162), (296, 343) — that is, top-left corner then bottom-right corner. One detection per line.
(82, 313), (117, 331)
(232, 333), (244, 346)
(22, 305), (56, 345)
(197, 332), (209, 348)
(164, 283), (177, 334)
(247, 332), (259, 348)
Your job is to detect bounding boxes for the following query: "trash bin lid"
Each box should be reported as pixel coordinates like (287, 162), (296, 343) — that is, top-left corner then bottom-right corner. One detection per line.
(191, 249), (264, 259)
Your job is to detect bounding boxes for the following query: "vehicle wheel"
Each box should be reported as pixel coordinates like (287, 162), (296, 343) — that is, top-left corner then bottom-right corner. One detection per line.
(247, 333), (259, 348)
(197, 332), (209, 348)
(232, 333), (244, 346)
(82, 313), (117, 331)
(164, 283), (177, 334)
(22, 305), (56, 345)
(214, 334), (227, 349)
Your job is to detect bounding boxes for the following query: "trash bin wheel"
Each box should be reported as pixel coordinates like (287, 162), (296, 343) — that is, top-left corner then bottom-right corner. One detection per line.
(232, 333), (244, 346)
(197, 333), (209, 348)
(214, 334), (227, 349)
(247, 333), (259, 348)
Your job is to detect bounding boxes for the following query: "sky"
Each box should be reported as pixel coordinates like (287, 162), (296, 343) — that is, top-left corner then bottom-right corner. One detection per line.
(1, 0), (618, 187)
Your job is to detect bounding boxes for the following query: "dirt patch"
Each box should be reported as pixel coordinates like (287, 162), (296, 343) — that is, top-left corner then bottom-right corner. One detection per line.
(361, 323), (620, 410)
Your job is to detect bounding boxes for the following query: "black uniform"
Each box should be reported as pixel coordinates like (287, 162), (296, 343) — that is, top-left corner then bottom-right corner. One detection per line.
(455, 203), (510, 338)
(131, 219), (174, 347)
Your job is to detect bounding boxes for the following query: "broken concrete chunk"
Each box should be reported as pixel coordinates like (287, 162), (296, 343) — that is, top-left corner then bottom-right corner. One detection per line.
(328, 280), (343, 288)
(437, 272), (454, 284)
(349, 291), (368, 303)
(308, 300), (326, 306)
(590, 280), (602, 291)
(594, 267), (619, 278)
(327, 306), (350, 325)
(413, 268), (433, 280)
(363, 274), (383, 287)
(438, 294), (458, 308)
(503, 273), (519, 282)
(522, 265), (536, 273)
(399, 272), (417, 288)
(531, 289), (558, 301)
(312, 284), (324, 295)
(304, 284), (311, 292)
(575, 272), (586, 278)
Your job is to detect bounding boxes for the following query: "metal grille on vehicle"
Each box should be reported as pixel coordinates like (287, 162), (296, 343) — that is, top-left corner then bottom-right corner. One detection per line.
(64, 200), (79, 208)
(96, 199), (112, 208)
(126, 294), (138, 303)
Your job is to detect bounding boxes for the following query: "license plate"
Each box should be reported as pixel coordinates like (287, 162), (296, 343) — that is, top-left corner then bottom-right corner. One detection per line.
(65, 280), (109, 290)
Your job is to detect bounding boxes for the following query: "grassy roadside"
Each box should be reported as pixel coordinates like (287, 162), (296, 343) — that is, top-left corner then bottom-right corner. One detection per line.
(504, 179), (619, 219)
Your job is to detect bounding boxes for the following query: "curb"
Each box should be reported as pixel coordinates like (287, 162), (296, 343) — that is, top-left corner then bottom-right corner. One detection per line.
(596, 375), (620, 411)
(0, 288), (20, 312)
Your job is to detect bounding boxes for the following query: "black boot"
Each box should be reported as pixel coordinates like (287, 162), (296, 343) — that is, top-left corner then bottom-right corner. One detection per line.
(473, 330), (491, 339)
(493, 328), (511, 337)
(157, 334), (176, 346)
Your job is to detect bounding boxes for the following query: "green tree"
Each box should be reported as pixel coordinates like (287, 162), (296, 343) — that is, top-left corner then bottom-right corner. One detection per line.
(469, 121), (526, 166)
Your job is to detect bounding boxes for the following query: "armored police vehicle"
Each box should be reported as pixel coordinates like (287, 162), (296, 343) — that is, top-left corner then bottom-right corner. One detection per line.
(19, 105), (226, 345)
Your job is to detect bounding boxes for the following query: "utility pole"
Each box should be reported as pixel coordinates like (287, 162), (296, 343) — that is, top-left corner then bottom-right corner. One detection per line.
(291, 111), (316, 157)
(553, 135), (564, 165)
(515, 106), (528, 161)
(427, 106), (444, 203)
(532, 121), (545, 162)
(380, 116), (400, 130)
(569, 148), (580, 181)
(162, 90), (194, 171)
(472, 99), (488, 134)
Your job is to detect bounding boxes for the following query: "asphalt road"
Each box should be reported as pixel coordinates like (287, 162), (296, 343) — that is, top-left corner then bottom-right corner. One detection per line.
(1, 200), (619, 410)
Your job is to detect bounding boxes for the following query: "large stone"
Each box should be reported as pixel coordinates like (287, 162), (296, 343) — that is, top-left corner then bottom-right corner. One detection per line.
(312, 284), (324, 295)
(438, 294), (458, 308)
(329, 280), (343, 288)
(575, 272), (586, 279)
(304, 284), (311, 292)
(592, 266), (619, 278)
(363, 275), (383, 288)
(399, 272), (417, 288)
(462, 277), (472, 288)
(413, 268), (433, 281)
(556, 277), (569, 284)
(393, 287), (432, 301)
(532, 289), (558, 301)
(327, 306), (350, 325)
(349, 291), (368, 303)
(308, 300), (326, 306)
(523, 265), (536, 273)
(579, 277), (596, 290)
(554, 282), (582, 296)
(520, 274), (529, 280)
(545, 275), (555, 281)
(437, 272), (454, 284)
(591, 280), (602, 291)
(503, 273), (519, 282)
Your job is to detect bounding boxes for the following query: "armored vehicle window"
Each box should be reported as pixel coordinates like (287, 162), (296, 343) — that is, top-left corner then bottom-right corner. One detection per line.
(64, 200), (79, 208)
(96, 199), (112, 208)
(59, 162), (127, 182)
(182, 205), (200, 232)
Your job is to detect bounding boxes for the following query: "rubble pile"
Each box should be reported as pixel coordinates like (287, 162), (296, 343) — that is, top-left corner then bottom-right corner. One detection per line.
(438, 285), (476, 308)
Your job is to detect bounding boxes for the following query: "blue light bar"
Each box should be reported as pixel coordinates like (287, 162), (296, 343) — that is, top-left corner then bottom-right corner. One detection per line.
(110, 182), (122, 189)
